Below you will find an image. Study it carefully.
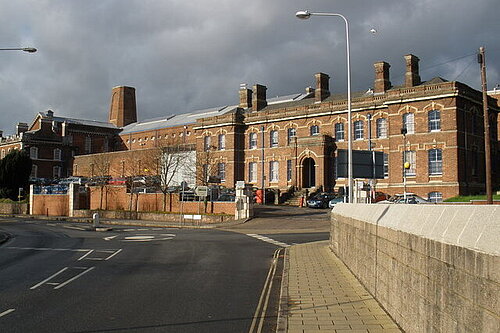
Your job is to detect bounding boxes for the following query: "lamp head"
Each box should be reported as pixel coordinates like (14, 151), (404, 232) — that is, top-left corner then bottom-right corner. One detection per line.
(295, 10), (311, 19)
(22, 48), (37, 53)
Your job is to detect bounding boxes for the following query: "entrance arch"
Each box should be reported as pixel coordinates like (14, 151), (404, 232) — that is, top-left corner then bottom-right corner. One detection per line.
(302, 157), (316, 188)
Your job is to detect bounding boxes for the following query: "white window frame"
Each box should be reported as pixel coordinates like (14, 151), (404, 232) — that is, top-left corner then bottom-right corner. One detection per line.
(204, 136), (211, 151)
(53, 148), (62, 161)
(218, 162), (226, 182)
(428, 149), (442, 175)
(354, 120), (364, 140)
(287, 128), (296, 144)
(270, 130), (278, 148)
(286, 160), (292, 181)
(335, 123), (344, 141)
(249, 133), (257, 149)
(218, 134), (226, 150)
(30, 146), (38, 159)
(428, 192), (443, 203)
(248, 162), (257, 183)
(31, 164), (38, 178)
(383, 153), (389, 178)
(428, 110), (441, 132)
(376, 118), (387, 138)
(403, 113), (415, 134)
(310, 125), (319, 136)
(269, 161), (279, 182)
(404, 150), (416, 176)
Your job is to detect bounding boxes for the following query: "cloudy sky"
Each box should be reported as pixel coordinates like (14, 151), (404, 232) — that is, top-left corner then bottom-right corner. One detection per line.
(0, 0), (498, 134)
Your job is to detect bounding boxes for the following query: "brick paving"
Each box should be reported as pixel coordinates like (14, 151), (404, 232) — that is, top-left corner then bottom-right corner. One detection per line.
(284, 241), (401, 333)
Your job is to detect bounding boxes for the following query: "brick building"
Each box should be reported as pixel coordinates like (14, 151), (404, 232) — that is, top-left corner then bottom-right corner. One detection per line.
(3, 54), (499, 202)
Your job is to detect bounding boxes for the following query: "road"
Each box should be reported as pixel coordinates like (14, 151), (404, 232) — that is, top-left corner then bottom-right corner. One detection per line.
(0, 207), (330, 332)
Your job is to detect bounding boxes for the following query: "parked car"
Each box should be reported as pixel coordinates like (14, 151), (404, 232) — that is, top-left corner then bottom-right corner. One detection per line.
(307, 193), (337, 208)
(216, 194), (236, 202)
(108, 177), (128, 185)
(378, 193), (429, 204)
(328, 197), (345, 208)
(58, 177), (88, 185)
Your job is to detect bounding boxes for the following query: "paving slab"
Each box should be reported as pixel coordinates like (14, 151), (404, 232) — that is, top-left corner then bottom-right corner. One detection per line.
(279, 241), (402, 332)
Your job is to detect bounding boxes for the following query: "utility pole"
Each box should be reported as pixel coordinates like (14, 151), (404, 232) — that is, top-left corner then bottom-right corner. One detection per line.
(478, 46), (492, 204)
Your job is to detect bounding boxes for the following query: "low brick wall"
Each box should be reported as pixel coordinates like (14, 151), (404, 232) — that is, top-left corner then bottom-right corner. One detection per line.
(72, 209), (233, 224)
(330, 204), (499, 333)
(0, 202), (28, 214)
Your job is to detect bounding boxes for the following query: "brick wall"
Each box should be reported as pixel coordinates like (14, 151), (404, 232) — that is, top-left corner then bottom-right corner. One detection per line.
(330, 204), (500, 333)
(32, 195), (69, 216)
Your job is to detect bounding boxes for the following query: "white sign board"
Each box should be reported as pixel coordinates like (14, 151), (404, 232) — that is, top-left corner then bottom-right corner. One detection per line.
(195, 186), (208, 197)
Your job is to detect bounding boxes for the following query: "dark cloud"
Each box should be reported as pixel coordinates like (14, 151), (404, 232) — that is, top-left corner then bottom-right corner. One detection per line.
(0, 0), (498, 134)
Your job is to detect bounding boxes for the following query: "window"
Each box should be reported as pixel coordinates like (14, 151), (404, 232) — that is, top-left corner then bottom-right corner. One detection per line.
(403, 151), (416, 176)
(270, 161), (279, 182)
(428, 192), (443, 203)
(286, 160), (293, 181)
(53, 148), (61, 161)
(335, 123), (344, 141)
(249, 133), (257, 149)
(1, 149), (5, 159)
(310, 125), (319, 136)
(287, 128), (296, 144)
(218, 162), (226, 182)
(85, 136), (92, 154)
(428, 149), (442, 175)
(53, 166), (61, 178)
(204, 136), (211, 151)
(218, 134), (226, 150)
(31, 164), (38, 178)
(383, 153), (389, 178)
(376, 118), (387, 138)
(403, 113), (415, 134)
(30, 146), (38, 159)
(428, 110), (441, 132)
(270, 130), (278, 147)
(248, 162), (257, 183)
(354, 120), (364, 140)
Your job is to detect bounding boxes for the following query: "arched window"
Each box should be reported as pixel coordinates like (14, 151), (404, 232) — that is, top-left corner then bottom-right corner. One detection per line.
(217, 162), (226, 181)
(287, 128), (296, 144)
(428, 149), (442, 175)
(218, 134), (226, 150)
(53, 148), (62, 161)
(204, 136), (211, 151)
(30, 146), (38, 159)
(269, 161), (279, 182)
(403, 113), (415, 134)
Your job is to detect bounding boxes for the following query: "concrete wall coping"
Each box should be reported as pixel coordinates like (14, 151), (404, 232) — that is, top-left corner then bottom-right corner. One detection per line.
(332, 203), (500, 255)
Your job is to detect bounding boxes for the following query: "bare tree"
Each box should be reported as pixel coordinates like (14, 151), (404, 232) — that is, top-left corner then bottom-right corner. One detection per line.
(88, 153), (111, 210)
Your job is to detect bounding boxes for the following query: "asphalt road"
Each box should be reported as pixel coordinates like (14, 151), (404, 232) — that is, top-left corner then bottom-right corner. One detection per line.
(0, 212), (329, 333)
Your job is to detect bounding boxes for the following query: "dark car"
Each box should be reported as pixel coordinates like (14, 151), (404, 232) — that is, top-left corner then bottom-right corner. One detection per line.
(307, 193), (337, 208)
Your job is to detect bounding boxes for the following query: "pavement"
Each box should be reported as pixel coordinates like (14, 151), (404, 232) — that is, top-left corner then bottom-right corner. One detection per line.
(278, 241), (402, 333)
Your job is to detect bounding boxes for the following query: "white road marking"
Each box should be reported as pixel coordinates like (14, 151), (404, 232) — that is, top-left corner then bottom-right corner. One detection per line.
(104, 249), (122, 260)
(246, 234), (289, 247)
(124, 236), (155, 240)
(30, 267), (69, 290)
(5, 247), (91, 252)
(77, 250), (94, 261)
(0, 308), (15, 318)
(104, 235), (117, 241)
(54, 267), (95, 290)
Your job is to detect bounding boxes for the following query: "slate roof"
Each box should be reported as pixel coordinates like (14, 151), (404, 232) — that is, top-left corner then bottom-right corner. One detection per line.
(37, 111), (119, 129)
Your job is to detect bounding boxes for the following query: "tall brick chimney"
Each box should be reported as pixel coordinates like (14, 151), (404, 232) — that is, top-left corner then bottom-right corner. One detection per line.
(374, 61), (391, 93)
(252, 84), (267, 111)
(16, 122), (29, 135)
(404, 54), (421, 87)
(109, 86), (137, 127)
(315, 73), (330, 102)
(239, 84), (252, 109)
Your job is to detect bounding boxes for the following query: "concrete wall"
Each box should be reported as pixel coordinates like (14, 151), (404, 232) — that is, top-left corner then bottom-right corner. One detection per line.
(330, 204), (500, 333)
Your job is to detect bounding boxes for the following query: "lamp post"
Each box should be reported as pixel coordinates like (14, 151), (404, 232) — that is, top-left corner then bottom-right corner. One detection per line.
(0, 47), (37, 53)
(295, 10), (353, 203)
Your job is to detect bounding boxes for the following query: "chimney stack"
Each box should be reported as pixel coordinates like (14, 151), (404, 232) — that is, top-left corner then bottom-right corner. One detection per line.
(252, 84), (267, 111)
(374, 61), (391, 93)
(404, 54), (421, 87)
(239, 84), (252, 109)
(109, 86), (137, 127)
(315, 73), (330, 102)
(16, 122), (28, 135)
(46, 110), (54, 118)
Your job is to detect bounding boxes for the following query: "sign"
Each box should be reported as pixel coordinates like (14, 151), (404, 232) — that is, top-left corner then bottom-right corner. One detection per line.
(195, 186), (208, 197)
(235, 181), (245, 189)
(336, 149), (384, 179)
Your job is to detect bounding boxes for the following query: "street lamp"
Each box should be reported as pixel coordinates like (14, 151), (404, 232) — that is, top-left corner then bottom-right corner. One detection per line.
(296, 10), (353, 203)
(0, 47), (37, 53)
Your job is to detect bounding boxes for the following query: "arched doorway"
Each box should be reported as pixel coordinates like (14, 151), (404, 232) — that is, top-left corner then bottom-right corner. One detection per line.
(302, 157), (316, 188)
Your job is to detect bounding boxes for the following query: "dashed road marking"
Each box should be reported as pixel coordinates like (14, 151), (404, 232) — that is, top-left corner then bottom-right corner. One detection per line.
(30, 266), (96, 290)
(246, 234), (289, 247)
